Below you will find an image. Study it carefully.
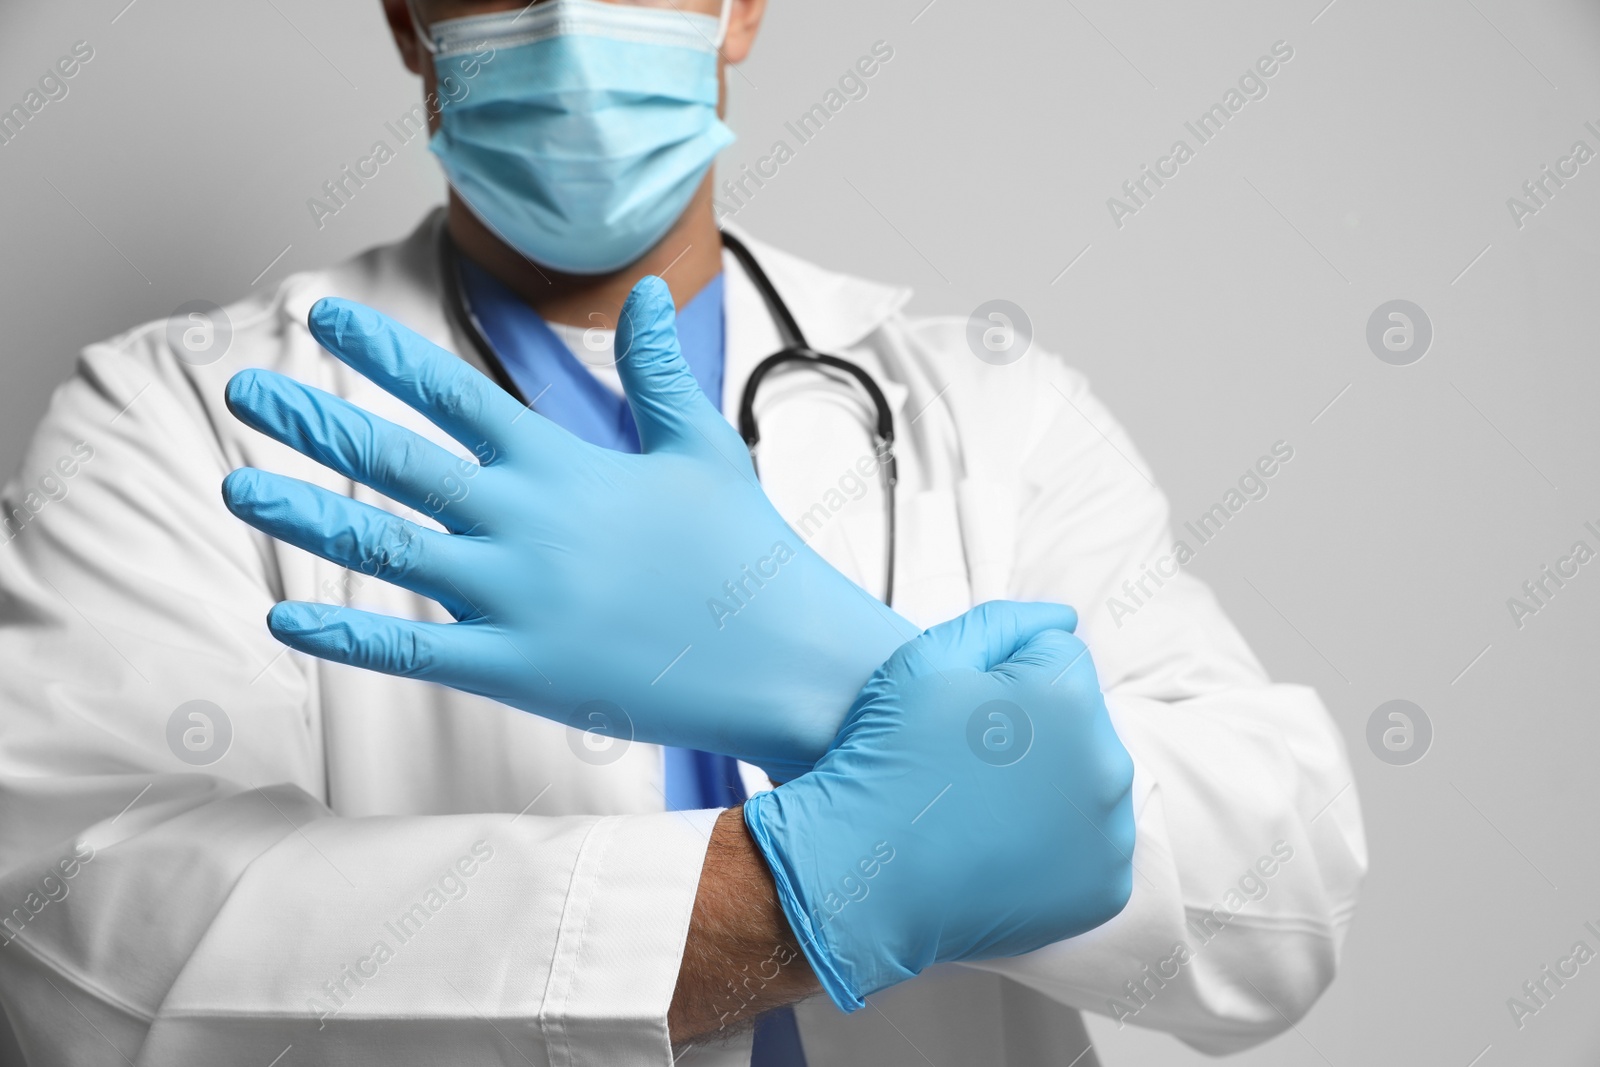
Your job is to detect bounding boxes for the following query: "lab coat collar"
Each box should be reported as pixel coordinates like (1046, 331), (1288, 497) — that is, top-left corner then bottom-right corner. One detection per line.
(718, 221), (914, 422)
(281, 210), (459, 355)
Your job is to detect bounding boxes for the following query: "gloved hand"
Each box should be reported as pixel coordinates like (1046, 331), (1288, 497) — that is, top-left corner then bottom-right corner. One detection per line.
(221, 276), (918, 781)
(743, 600), (1136, 1011)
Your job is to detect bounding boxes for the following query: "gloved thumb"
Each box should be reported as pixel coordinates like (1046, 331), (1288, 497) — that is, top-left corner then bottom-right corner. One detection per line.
(991, 626), (1096, 691)
(908, 600), (1078, 673)
(615, 276), (742, 461)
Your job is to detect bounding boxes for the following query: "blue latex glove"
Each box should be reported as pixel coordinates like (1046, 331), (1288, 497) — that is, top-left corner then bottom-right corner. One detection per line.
(744, 600), (1136, 1011)
(221, 276), (918, 781)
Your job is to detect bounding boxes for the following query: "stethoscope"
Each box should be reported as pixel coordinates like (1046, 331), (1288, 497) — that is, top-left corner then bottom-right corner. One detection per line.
(438, 229), (898, 607)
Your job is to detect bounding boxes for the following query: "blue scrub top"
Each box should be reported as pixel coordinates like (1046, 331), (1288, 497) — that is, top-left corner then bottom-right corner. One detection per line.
(459, 258), (725, 454)
(459, 260), (746, 812)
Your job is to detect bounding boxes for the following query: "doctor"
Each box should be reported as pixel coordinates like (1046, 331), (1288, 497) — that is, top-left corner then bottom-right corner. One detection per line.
(0, 2), (1365, 1067)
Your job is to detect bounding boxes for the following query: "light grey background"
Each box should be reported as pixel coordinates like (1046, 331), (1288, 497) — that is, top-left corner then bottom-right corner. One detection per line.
(3, 0), (1599, 1063)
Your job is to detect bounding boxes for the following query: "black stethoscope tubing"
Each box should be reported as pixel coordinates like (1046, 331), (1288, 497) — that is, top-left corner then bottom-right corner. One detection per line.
(438, 228), (898, 607)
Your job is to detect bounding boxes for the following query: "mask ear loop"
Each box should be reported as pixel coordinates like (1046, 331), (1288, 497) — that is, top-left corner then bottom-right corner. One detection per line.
(713, 0), (733, 49)
(406, 0), (441, 56)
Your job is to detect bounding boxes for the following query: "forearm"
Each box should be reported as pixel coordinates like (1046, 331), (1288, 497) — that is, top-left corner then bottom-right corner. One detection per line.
(669, 807), (819, 1044)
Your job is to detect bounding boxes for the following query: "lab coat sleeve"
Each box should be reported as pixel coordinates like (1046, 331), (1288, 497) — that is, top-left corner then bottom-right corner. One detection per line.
(0, 335), (710, 1066)
(962, 359), (1367, 1055)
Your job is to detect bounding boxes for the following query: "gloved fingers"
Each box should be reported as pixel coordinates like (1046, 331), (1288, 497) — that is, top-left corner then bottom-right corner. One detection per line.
(990, 626), (1099, 692)
(757, 757), (813, 786)
(906, 600), (1079, 673)
(308, 297), (557, 462)
(225, 368), (492, 534)
(223, 468), (480, 619)
(266, 601), (493, 684)
(993, 628), (1127, 799)
(614, 276), (752, 468)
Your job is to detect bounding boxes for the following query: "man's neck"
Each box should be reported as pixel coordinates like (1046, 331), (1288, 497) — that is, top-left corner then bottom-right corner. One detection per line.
(445, 175), (725, 328)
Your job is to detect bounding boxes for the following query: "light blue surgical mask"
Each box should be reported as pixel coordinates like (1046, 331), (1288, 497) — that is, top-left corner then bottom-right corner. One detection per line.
(412, 0), (735, 275)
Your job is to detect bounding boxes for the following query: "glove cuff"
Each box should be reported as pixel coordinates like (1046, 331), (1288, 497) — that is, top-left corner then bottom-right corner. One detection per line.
(742, 793), (866, 1013)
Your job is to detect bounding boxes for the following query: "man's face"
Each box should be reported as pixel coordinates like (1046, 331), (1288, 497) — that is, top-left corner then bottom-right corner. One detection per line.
(380, 0), (760, 274)
(389, 0), (754, 105)
(409, 0), (727, 26)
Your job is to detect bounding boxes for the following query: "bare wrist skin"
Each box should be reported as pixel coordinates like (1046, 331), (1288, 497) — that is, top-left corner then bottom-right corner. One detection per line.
(669, 807), (819, 1045)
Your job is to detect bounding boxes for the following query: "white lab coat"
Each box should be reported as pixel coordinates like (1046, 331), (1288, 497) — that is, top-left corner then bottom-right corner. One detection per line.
(0, 211), (1365, 1067)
